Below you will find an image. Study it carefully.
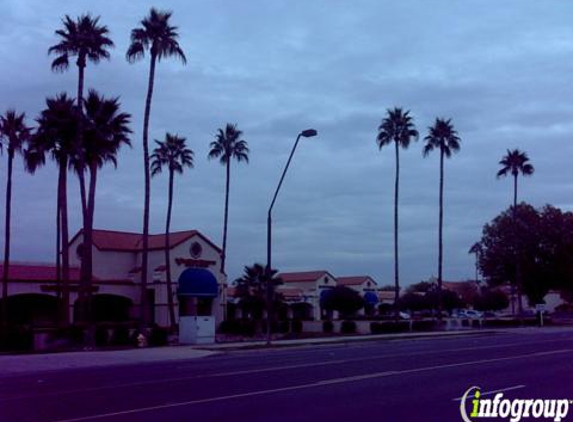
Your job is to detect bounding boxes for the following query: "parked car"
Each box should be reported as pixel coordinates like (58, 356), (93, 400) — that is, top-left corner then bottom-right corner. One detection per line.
(399, 311), (411, 320)
(454, 309), (483, 319)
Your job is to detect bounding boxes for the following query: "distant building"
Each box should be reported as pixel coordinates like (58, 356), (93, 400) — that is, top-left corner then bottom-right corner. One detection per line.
(226, 271), (381, 320)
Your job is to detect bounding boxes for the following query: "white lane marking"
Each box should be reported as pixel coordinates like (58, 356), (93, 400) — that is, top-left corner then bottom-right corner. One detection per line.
(2, 338), (568, 402)
(48, 349), (572, 422)
(453, 385), (526, 401)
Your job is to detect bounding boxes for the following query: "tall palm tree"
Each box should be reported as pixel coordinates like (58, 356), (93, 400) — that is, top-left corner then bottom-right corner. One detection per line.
(469, 242), (482, 284)
(208, 123), (249, 275)
(0, 110), (30, 328)
(376, 108), (418, 314)
(150, 133), (193, 331)
(27, 94), (79, 324)
(423, 118), (461, 320)
(72, 90), (131, 326)
(126, 8), (186, 327)
(497, 149), (534, 313)
(497, 149), (534, 210)
(49, 14), (113, 307)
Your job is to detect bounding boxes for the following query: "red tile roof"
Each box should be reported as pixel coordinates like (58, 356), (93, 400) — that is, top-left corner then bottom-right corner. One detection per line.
(277, 271), (334, 283)
(338, 276), (376, 286)
(70, 229), (221, 253)
(276, 286), (304, 299)
(0, 262), (82, 281)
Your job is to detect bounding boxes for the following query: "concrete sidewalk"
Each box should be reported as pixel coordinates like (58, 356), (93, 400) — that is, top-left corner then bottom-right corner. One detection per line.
(2, 326), (569, 376)
(0, 346), (216, 376)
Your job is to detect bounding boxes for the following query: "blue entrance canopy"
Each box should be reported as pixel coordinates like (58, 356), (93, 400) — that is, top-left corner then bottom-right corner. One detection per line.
(364, 291), (379, 305)
(177, 268), (218, 298)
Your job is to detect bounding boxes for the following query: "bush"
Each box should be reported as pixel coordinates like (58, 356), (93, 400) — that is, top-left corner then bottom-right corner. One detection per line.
(149, 325), (169, 346)
(411, 320), (436, 332)
(340, 320), (356, 334)
(111, 326), (131, 346)
(482, 318), (521, 328)
(0, 326), (33, 351)
(370, 321), (410, 334)
(218, 319), (257, 336)
(95, 326), (110, 346)
(323, 320), (334, 333)
(277, 321), (290, 334)
(291, 320), (303, 334)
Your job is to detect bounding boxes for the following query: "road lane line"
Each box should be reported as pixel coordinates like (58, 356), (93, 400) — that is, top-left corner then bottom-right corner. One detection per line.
(47, 349), (572, 422)
(3, 338), (570, 402)
(452, 385), (526, 401)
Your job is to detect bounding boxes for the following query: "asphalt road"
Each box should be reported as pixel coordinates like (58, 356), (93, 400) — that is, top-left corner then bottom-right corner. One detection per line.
(1, 329), (573, 422)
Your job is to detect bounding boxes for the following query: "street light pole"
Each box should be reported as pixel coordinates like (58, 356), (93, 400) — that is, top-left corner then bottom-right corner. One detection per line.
(266, 129), (317, 345)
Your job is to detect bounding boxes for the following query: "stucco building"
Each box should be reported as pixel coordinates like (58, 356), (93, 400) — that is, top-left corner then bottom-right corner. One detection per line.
(0, 228), (226, 332)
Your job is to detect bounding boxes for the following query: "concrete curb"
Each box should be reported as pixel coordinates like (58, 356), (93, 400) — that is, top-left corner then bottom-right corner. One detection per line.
(194, 329), (503, 351)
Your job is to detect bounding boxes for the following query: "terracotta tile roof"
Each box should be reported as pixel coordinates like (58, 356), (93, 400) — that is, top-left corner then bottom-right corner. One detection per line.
(0, 262), (82, 281)
(276, 286), (304, 299)
(277, 271), (333, 283)
(70, 229), (221, 253)
(338, 276), (377, 286)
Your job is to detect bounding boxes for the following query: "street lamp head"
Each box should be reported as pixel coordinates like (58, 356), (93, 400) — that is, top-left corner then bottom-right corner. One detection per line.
(300, 129), (317, 138)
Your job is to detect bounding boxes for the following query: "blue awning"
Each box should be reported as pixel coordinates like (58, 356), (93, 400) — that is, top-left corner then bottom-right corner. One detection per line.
(319, 288), (332, 306)
(364, 291), (379, 305)
(177, 268), (218, 298)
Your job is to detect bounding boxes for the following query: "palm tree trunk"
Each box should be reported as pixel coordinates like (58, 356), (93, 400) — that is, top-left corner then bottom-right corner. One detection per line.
(393, 140), (400, 318)
(437, 149), (444, 323)
(59, 158), (70, 325)
(56, 177), (62, 325)
(221, 160), (231, 274)
(165, 169), (176, 332)
(76, 61), (87, 218)
(83, 163), (98, 346)
(140, 53), (157, 329)
(1, 150), (14, 330)
(513, 173), (523, 314)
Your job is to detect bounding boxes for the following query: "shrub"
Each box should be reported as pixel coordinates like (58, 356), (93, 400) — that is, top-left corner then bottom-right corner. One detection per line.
(291, 320), (303, 334)
(412, 320), (436, 332)
(95, 326), (110, 346)
(340, 320), (356, 334)
(323, 320), (334, 333)
(277, 321), (290, 334)
(370, 321), (409, 334)
(482, 319), (521, 328)
(111, 326), (131, 346)
(0, 326), (33, 351)
(149, 325), (169, 346)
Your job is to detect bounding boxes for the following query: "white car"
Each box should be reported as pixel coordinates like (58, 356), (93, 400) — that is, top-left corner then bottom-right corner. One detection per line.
(457, 310), (483, 319)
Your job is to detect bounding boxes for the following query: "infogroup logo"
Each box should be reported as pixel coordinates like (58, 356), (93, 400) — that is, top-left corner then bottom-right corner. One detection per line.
(459, 386), (571, 422)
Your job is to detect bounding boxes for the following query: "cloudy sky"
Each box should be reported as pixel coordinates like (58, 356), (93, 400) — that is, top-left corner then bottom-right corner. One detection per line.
(1, 0), (572, 288)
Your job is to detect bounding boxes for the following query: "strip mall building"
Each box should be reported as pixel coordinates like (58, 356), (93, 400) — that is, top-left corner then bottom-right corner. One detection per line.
(1, 229), (227, 334)
(1, 228), (391, 333)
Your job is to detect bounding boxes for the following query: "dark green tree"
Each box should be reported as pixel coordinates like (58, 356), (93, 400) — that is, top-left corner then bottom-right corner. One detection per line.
(423, 118), (461, 320)
(497, 149), (534, 312)
(208, 124), (249, 275)
(0, 111), (30, 328)
(73, 90), (131, 328)
(27, 94), (80, 324)
(234, 263), (281, 320)
(321, 286), (365, 318)
(49, 15), (114, 303)
(376, 108), (419, 314)
(151, 133), (193, 331)
(126, 8), (186, 327)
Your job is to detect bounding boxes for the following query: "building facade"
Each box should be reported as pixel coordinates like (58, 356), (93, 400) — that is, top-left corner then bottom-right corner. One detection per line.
(0, 228), (226, 329)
